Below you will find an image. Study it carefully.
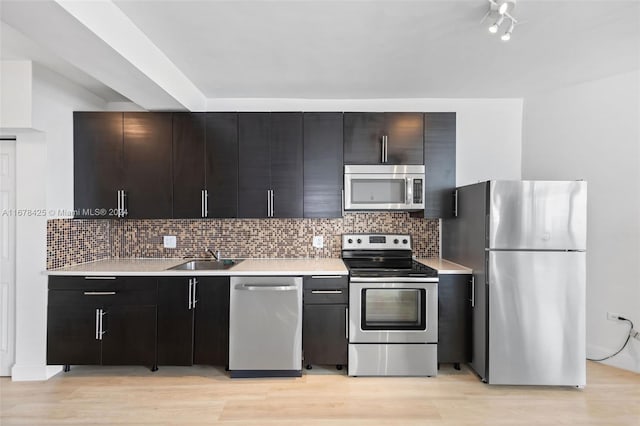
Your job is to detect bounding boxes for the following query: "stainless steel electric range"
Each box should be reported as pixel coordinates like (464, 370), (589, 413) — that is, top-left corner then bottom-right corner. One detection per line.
(342, 234), (438, 377)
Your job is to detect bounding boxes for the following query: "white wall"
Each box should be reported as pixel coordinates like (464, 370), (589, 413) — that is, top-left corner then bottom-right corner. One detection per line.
(32, 65), (106, 217)
(0, 61), (32, 128)
(522, 70), (640, 373)
(9, 64), (105, 381)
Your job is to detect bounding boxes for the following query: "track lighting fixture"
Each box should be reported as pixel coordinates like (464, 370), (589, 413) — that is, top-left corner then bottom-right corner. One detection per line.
(485, 0), (518, 42)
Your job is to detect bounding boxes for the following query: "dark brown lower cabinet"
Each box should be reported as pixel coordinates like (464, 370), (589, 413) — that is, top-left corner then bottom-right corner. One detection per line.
(302, 276), (348, 370)
(157, 276), (229, 367)
(46, 277), (157, 369)
(438, 274), (472, 368)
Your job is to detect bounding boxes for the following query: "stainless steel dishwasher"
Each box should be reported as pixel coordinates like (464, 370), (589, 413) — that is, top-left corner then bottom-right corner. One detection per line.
(229, 276), (303, 377)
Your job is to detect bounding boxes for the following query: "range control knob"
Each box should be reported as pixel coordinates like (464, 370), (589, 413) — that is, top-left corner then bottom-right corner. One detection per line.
(402, 239), (408, 244)
(393, 239), (399, 244)
(357, 238), (362, 244)
(347, 238), (353, 244)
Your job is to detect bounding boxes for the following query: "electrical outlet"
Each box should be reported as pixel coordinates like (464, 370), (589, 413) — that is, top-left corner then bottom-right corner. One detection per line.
(163, 235), (177, 249)
(607, 312), (622, 321)
(312, 235), (324, 249)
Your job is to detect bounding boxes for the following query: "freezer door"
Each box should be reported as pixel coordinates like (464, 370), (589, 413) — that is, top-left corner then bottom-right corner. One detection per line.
(489, 181), (587, 250)
(488, 251), (586, 386)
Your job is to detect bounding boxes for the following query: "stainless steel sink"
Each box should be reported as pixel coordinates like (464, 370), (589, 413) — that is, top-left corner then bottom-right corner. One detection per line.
(169, 259), (242, 271)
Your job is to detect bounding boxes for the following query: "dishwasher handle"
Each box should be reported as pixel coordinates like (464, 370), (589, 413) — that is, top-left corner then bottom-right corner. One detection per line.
(235, 284), (299, 291)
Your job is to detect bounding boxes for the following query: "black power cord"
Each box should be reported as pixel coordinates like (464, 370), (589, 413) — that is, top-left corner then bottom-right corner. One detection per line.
(587, 317), (634, 362)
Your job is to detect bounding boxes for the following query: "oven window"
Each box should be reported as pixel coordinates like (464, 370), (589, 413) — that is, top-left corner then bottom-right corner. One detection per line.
(351, 179), (405, 204)
(361, 289), (426, 330)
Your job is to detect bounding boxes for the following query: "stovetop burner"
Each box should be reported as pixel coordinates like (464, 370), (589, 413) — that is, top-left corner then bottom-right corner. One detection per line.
(341, 233), (438, 279)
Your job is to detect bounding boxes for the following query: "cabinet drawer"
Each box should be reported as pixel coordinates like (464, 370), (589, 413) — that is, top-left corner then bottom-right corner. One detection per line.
(303, 275), (348, 304)
(48, 289), (157, 306)
(49, 276), (157, 292)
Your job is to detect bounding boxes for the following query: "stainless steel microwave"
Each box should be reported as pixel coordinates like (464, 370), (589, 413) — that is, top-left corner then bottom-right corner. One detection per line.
(344, 165), (425, 211)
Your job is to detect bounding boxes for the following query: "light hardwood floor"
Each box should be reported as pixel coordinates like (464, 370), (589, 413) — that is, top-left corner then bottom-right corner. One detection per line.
(1, 362), (638, 425)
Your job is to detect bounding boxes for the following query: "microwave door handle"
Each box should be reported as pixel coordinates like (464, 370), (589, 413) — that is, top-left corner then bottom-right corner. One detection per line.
(406, 178), (412, 204)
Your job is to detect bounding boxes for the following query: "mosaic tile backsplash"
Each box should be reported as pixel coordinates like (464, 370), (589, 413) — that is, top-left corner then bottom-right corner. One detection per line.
(47, 213), (439, 269)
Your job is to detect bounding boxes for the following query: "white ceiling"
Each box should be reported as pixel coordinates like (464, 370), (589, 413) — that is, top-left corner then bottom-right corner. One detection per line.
(1, 0), (639, 108)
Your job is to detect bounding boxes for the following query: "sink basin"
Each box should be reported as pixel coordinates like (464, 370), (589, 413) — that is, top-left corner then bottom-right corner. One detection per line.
(169, 259), (242, 271)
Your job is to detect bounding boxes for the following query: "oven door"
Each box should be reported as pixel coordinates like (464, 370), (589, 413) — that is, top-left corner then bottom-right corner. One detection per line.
(349, 281), (437, 343)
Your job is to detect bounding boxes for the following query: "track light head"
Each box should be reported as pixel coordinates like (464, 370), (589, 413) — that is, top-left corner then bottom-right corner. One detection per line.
(501, 20), (515, 41)
(489, 15), (505, 34)
(498, 0), (515, 15)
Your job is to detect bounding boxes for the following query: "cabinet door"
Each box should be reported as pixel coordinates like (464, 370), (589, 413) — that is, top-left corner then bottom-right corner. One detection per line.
(73, 112), (123, 218)
(206, 113), (238, 218)
(173, 113), (206, 218)
(123, 112), (173, 219)
(437, 274), (471, 364)
(424, 113), (456, 218)
(157, 278), (194, 366)
(270, 112), (303, 218)
(101, 304), (157, 366)
(303, 113), (343, 218)
(238, 113), (271, 218)
(193, 277), (230, 366)
(385, 112), (423, 165)
(303, 304), (348, 366)
(47, 302), (101, 365)
(343, 112), (385, 164)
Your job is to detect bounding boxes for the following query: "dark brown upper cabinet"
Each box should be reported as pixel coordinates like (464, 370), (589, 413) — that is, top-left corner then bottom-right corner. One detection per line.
(343, 112), (423, 165)
(303, 113), (343, 218)
(172, 112), (206, 219)
(122, 112), (173, 219)
(74, 112), (173, 219)
(424, 112), (456, 219)
(237, 112), (303, 218)
(172, 113), (238, 218)
(74, 112), (124, 219)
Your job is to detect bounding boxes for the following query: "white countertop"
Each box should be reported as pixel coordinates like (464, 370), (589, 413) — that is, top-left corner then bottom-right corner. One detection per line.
(417, 258), (472, 274)
(46, 258), (348, 277)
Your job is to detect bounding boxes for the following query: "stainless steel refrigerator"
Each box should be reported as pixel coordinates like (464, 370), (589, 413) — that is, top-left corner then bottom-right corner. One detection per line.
(443, 181), (587, 386)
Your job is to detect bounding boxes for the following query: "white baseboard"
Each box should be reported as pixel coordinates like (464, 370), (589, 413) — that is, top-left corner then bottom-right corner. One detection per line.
(11, 364), (62, 381)
(587, 341), (640, 373)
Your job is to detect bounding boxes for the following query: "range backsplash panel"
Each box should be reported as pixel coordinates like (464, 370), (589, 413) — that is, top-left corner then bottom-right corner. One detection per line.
(47, 213), (439, 268)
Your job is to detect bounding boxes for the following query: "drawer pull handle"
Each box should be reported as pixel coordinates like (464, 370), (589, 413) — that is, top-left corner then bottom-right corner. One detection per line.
(310, 290), (343, 294)
(84, 277), (116, 280)
(310, 275), (343, 279)
(84, 291), (116, 296)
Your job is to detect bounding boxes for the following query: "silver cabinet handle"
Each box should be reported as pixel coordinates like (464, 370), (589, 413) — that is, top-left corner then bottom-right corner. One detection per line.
(311, 290), (343, 294)
(201, 190), (206, 218)
(345, 307), (349, 340)
(341, 189), (344, 216)
(83, 291), (116, 296)
(188, 278), (193, 310)
(266, 190), (271, 217)
(310, 275), (343, 279)
(122, 190), (127, 217)
(453, 189), (459, 217)
(384, 135), (388, 162)
(192, 278), (198, 308)
(204, 189), (209, 217)
(84, 276), (116, 280)
(117, 190), (121, 218)
(98, 309), (106, 340)
(95, 308), (100, 340)
(381, 136), (385, 163)
(237, 284), (298, 291)
(471, 275), (475, 308)
(270, 190), (274, 217)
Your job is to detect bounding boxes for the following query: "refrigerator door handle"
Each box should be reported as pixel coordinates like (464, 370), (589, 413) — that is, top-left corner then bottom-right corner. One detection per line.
(471, 275), (475, 308)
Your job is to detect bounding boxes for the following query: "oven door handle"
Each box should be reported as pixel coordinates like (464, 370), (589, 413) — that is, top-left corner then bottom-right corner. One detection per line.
(349, 277), (438, 283)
